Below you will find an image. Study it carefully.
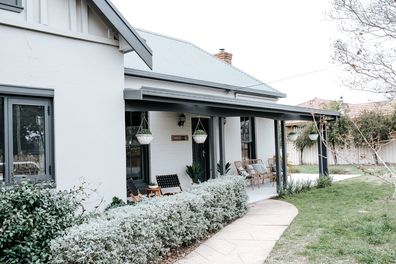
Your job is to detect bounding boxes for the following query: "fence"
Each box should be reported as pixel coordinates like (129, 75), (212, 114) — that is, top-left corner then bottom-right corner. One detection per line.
(287, 140), (396, 165)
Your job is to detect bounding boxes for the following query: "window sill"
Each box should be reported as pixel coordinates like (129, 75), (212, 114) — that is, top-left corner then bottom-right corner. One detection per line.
(0, 3), (23, 13)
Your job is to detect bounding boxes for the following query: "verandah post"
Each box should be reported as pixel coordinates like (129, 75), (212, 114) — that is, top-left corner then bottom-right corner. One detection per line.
(281, 120), (288, 187)
(274, 120), (281, 192)
(218, 117), (226, 175)
(209, 116), (218, 179)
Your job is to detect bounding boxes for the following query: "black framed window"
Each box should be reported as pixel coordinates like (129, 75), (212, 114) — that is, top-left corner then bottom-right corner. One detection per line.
(240, 117), (256, 160)
(0, 0), (23, 12)
(0, 96), (53, 184)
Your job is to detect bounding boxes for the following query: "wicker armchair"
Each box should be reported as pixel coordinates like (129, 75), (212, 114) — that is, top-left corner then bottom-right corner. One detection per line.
(234, 161), (260, 189)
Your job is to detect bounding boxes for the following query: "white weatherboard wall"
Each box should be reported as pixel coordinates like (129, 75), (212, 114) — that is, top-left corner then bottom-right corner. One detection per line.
(0, 25), (125, 208)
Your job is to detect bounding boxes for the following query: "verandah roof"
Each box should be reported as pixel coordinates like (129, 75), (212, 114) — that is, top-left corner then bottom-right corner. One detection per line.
(124, 87), (339, 121)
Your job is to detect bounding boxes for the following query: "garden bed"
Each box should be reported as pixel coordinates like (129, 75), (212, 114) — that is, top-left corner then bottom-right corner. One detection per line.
(50, 176), (248, 264)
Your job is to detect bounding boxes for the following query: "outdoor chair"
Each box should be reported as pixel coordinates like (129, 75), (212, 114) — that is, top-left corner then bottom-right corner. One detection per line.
(246, 159), (272, 184)
(127, 180), (142, 205)
(234, 161), (260, 189)
(156, 174), (183, 195)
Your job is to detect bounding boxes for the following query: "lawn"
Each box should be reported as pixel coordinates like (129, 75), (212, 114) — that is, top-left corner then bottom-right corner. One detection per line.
(265, 176), (396, 264)
(290, 164), (396, 175)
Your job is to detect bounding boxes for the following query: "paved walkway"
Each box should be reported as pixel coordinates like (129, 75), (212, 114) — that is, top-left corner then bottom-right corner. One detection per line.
(176, 200), (298, 264)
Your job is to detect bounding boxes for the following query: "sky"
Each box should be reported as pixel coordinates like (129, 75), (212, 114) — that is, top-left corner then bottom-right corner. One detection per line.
(112, 0), (384, 105)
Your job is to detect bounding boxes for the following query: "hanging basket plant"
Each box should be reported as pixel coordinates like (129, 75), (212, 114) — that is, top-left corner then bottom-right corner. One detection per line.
(192, 117), (207, 144)
(287, 131), (298, 142)
(136, 116), (153, 145)
(308, 131), (319, 141)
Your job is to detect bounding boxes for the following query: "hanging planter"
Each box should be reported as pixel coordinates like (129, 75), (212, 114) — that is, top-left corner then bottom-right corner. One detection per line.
(193, 129), (208, 144)
(308, 132), (319, 141)
(136, 116), (153, 145)
(192, 117), (208, 144)
(287, 132), (298, 142)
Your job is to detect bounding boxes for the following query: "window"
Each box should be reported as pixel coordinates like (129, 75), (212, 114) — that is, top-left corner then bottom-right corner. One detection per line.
(0, 96), (53, 184)
(0, 0), (23, 12)
(240, 117), (256, 160)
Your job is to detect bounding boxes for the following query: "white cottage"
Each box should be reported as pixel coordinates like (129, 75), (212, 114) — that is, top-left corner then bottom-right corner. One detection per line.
(0, 0), (338, 207)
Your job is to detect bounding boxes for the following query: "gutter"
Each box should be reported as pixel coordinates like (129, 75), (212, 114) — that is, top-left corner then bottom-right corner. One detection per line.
(124, 68), (287, 99)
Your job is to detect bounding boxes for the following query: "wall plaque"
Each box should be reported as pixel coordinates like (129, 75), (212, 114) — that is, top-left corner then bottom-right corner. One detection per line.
(171, 135), (189, 141)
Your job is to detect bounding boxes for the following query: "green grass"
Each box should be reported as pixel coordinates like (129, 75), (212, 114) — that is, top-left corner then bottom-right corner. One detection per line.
(265, 176), (396, 264)
(290, 164), (396, 175)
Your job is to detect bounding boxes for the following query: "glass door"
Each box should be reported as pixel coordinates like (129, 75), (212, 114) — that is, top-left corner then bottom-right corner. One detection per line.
(125, 112), (149, 192)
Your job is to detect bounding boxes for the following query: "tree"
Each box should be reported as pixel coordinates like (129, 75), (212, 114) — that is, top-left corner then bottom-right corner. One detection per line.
(331, 0), (396, 98)
(293, 123), (316, 165)
(352, 110), (394, 165)
(325, 101), (352, 165)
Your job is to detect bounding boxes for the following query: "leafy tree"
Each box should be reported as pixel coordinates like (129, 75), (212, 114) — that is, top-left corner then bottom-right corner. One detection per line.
(352, 110), (394, 164)
(331, 0), (396, 98)
(293, 123), (316, 165)
(325, 101), (352, 165)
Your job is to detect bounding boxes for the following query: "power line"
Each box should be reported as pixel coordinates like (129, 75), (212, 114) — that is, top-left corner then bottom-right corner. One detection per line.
(244, 64), (343, 88)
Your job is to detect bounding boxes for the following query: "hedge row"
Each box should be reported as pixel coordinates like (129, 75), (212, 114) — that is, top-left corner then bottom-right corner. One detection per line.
(50, 176), (248, 264)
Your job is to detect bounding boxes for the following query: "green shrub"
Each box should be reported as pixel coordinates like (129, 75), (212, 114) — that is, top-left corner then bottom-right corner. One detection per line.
(329, 167), (349, 174)
(0, 182), (86, 264)
(50, 176), (248, 264)
(278, 179), (314, 198)
(105, 196), (126, 211)
(288, 165), (300, 173)
(316, 176), (333, 188)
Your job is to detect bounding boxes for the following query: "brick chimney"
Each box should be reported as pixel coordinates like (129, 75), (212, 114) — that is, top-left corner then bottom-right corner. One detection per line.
(214, 48), (233, 64)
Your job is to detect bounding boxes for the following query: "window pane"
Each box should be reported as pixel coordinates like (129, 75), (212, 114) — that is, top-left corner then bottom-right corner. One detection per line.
(12, 104), (46, 176)
(0, 99), (3, 182)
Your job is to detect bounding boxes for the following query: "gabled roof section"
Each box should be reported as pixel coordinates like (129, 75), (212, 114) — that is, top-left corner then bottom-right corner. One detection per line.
(89, 0), (152, 69)
(124, 29), (285, 98)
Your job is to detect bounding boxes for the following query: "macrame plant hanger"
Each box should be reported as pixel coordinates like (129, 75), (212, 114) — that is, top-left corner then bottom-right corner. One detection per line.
(192, 115), (208, 144)
(136, 115), (153, 145)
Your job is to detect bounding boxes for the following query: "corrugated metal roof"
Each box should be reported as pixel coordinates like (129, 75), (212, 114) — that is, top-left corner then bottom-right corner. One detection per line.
(124, 29), (283, 97)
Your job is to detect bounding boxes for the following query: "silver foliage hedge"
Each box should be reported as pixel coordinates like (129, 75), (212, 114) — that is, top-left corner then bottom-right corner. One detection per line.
(50, 176), (248, 264)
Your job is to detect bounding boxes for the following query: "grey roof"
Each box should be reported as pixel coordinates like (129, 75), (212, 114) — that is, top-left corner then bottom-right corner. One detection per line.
(124, 29), (285, 98)
(124, 87), (339, 120)
(90, 0), (152, 69)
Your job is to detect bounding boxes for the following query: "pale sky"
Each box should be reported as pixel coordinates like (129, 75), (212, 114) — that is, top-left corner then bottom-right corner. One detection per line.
(112, 0), (384, 105)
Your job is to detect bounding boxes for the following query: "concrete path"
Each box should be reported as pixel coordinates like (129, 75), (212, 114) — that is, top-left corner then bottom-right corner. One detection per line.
(176, 200), (298, 264)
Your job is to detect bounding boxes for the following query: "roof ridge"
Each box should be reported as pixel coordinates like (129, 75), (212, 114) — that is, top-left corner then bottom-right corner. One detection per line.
(189, 43), (277, 91)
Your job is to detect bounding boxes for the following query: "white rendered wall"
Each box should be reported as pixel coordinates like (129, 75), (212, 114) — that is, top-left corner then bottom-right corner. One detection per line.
(0, 25), (125, 209)
(255, 118), (275, 165)
(149, 112), (193, 189)
(224, 117), (242, 175)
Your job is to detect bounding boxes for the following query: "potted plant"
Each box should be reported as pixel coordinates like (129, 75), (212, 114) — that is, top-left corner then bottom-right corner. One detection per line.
(287, 131), (298, 142)
(193, 129), (207, 144)
(148, 182), (158, 189)
(308, 130), (319, 141)
(136, 128), (153, 145)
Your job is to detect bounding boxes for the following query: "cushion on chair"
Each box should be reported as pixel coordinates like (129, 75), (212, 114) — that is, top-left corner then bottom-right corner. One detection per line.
(252, 163), (266, 173)
(239, 169), (249, 177)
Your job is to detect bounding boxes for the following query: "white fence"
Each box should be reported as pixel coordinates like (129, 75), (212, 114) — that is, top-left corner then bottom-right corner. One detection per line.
(287, 140), (396, 165)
